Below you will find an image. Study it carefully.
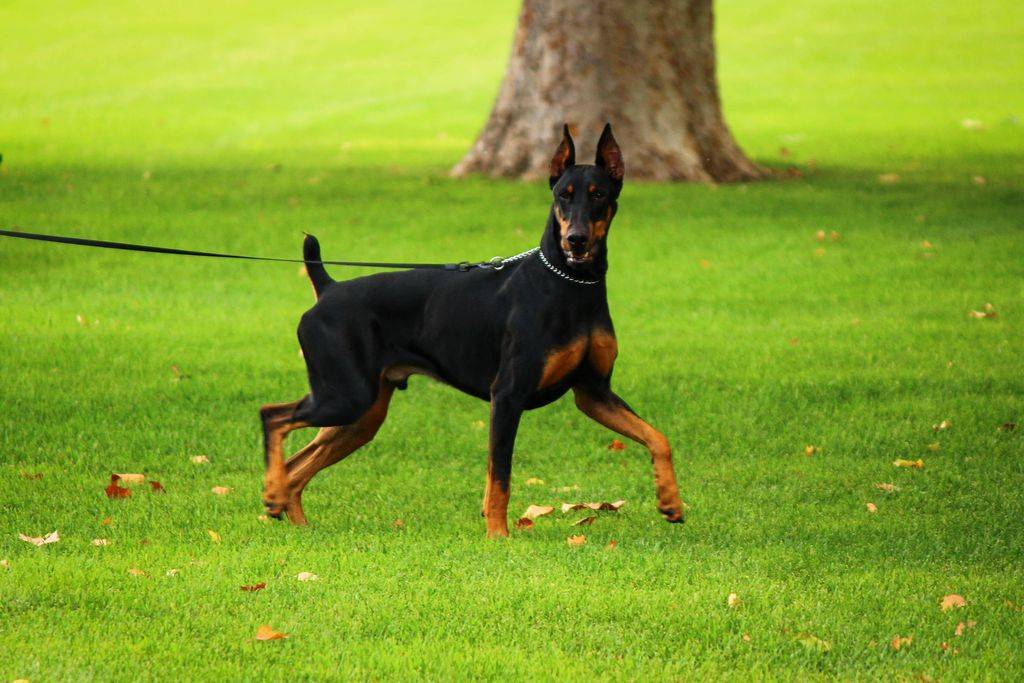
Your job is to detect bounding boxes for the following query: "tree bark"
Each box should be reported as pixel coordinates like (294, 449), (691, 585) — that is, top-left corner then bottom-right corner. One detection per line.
(452, 0), (760, 182)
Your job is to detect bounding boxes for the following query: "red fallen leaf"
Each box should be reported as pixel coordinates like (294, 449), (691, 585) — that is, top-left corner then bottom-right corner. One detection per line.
(865, 502), (878, 513)
(255, 624), (288, 641)
(874, 483), (899, 493)
(518, 504), (555, 524)
(891, 635), (912, 651)
(941, 594), (966, 611)
(241, 582), (267, 592)
(101, 517), (112, 526)
(608, 439), (626, 451)
(560, 500), (626, 513)
(127, 568), (148, 577)
(105, 474), (131, 499)
(999, 422), (1017, 432)
(514, 517), (534, 530)
(954, 620), (976, 637)
(605, 540), (617, 550)
(566, 535), (586, 547)
(571, 516), (597, 526)
(150, 481), (165, 493)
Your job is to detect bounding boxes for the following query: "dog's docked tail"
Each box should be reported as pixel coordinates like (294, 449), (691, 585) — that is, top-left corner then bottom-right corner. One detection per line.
(303, 233), (334, 299)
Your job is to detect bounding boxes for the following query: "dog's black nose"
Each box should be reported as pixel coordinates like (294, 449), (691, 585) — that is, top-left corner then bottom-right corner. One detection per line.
(567, 233), (587, 252)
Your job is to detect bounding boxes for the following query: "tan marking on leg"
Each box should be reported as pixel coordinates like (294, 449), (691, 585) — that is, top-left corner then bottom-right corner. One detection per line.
(588, 332), (618, 377)
(261, 400), (309, 516)
(538, 336), (588, 389)
(484, 471), (510, 537)
(573, 389), (683, 521)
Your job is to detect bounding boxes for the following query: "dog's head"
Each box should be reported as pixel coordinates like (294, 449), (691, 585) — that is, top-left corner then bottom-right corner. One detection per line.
(548, 123), (623, 268)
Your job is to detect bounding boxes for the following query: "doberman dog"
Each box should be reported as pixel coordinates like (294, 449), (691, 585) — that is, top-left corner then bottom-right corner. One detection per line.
(261, 124), (684, 537)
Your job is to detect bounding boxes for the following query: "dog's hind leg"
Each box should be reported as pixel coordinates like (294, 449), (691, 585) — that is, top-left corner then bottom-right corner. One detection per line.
(279, 378), (397, 524)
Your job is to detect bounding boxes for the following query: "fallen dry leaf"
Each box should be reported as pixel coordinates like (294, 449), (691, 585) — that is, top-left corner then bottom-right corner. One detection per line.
(893, 459), (924, 469)
(866, 502), (878, 513)
(742, 633), (751, 642)
(150, 481), (165, 493)
(515, 517), (534, 530)
(241, 582), (267, 592)
(207, 529), (221, 543)
(608, 439), (627, 451)
(101, 516), (113, 526)
(19, 471), (43, 480)
(566, 535), (586, 547)
(921, 239), (934, 248)
(878, 173), (901, 184)
(829, 231), (841, 242)
(190, 455), (210, 465)
(166, 568), (179, 577)
(257, 514), (270, 523)
(471, 420), (486, 430)
(296, 572), (318, 582)
(874, 482), (900, 493)
(524, 477), (545, 486)
(1, 559), (9, 569)
(571, 516), (597, 527)
(954, 620), (977, 637)
(815, 229), (826, 242)
(392, 519), (404, 529)
(941, 594), (966, 611)
(972, 175), (987, 186)
(804, 445), (820, 456)
(561, 500), (626, 513)
(969, 309), (997, 319)
(105, 474), (131, 499)
(926, 442), (941, 452)
(605, 540), (617, 551)
(18, 531), (59, 547)
(519, 504), (555, 522)
(795, 632), (831, 652)
(116, 473), (145, 485)
(255, 624), (288, 641)
(891, 635), (913, 651)
(91, 538), (111, 547)
(211, 486), (231, 495)
(127, 568), (148, 577)
(998, 422), (1017, 432)
(727, 593), (741, 609)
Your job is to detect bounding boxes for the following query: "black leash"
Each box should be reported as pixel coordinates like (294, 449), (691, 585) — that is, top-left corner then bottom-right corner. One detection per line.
(0, 228), (505, 272)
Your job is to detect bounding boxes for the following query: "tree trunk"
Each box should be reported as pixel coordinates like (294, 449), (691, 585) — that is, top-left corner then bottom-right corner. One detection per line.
(452, 0), (760, 182)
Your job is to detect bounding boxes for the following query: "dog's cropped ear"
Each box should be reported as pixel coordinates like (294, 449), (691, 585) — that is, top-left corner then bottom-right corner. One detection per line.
(549, 124), (576, 189)
(595, 123), (624, 186)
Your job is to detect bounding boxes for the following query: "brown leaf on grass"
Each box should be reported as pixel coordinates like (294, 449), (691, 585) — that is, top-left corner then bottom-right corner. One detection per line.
(296, 572), (318, 582)
(520, 504), (555, 522)
(514, 517), (534, 530)
(874, 483), (900, 493)
(815, 230), (826, 242)
(954, 620), (977, 637)
(207, 530), (221, 543)
(190, 455), (210, 465)
(101, 516), (112, 526)
(116, 473), (145, 484)
(829, 231), (841, 242)
(865, 502), (878, 513)
(972, 175), (987, 186)
(921, 239), (933, 248)
(608, 439), (627, 451)
(571, 516), (597, 527)
(998, 423), (1017, 432)
(891, 635), (913, 651)
(255, 624), (288, 641)
(727, 593), (741, 609)
(91, 538), (111, 546)
(524, 477), (545, 486)
(795, 632), (831, 652)
(127, 568), (148, 577)
(804, 445), (820, 456)
(105, 474), (131, 499)
(241, 582), (267, 592)
(18, 531), (59, 547)
(566, 535), (586, 547)
(18, 471), (43, 480)
(893, 459), (924, 469)
(211, 486), (231, 495)
(150, 481), (165, 493)
(0, 559), (9, 569)
(969, 309), (997, 319)
(742, 633), (751, 642)
(941, 594), (966, 611)
(392, 519), (405, 529)
(166, 568), (180, 577)
(560, 500), (626, 513)
(605, 540), (617, 551)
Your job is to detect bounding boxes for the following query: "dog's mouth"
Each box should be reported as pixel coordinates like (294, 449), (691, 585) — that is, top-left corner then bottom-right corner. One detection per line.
(564, 248), (593, 266)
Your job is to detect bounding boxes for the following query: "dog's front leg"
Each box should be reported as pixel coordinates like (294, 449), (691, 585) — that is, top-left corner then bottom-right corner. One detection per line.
(484, 382), (526, 538)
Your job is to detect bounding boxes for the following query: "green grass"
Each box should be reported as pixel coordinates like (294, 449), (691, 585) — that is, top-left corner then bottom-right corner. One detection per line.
(2, 0), (1023, 679)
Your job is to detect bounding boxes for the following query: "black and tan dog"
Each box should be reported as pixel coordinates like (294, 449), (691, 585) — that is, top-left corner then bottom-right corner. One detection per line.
(261, 124), (684, 537)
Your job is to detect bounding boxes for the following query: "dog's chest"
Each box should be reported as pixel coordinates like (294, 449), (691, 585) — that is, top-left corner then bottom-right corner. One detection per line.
(538, 331), (617, 388)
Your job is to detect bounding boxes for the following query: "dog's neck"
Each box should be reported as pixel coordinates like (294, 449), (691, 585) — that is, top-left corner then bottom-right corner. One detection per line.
(538, 208), (608, 282)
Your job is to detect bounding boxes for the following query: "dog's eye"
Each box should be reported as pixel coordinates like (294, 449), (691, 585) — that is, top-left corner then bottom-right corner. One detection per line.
(559, 191), (572, 201)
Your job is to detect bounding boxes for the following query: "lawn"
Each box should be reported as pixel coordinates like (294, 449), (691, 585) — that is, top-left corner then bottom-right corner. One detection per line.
(2, 0), (1023, 679)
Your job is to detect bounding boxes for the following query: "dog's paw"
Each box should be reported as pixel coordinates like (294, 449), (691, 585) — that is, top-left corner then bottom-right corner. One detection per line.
(659, 507), (685, 524)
